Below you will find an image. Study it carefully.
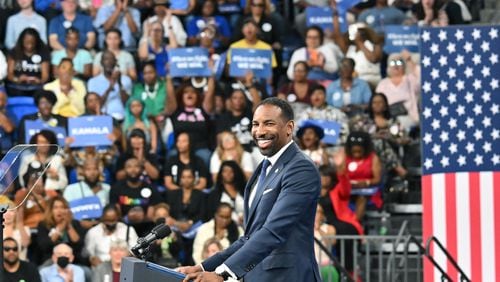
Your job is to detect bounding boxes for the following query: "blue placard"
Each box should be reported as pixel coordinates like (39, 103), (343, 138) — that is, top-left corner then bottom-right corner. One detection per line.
(229, 48), (273, 79)
(383, 25), (420, 53)
(169, 0), (189, 10)
(305, 7), (348, 33)
(69, 196), (103, 220)
(24, 120), (66, 146)
(168, 48), (211, 78)
(68, 115), (113, 148)
(218, 3), (241, 13)
(213, 52), (226, 79)
(301, 119), (341, 145)
(336, 0), (362, 13)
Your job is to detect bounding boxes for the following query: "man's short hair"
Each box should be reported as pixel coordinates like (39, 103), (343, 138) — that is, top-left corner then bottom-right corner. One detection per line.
(256, 97), (294, 122)
(3, 237), (18, 247)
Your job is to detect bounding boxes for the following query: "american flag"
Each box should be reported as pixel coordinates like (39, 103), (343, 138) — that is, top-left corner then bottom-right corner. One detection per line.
(420, 25), (500, 282)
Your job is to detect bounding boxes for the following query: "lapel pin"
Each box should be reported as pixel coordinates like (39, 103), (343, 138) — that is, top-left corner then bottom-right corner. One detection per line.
(275, 168), (279, 173)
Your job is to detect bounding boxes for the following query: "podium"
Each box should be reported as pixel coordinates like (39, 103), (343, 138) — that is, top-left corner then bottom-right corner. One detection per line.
(120, 257), (186, 282)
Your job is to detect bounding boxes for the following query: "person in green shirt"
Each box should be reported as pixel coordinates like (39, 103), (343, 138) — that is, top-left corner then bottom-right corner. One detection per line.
(132, 62), (178, 128)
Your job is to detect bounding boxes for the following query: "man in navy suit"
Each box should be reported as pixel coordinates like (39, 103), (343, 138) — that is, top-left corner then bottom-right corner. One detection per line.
(181, 97), (321, 281)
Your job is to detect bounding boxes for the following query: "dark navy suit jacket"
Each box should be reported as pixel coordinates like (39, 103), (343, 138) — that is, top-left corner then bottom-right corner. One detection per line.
(202, 143), (322, 281)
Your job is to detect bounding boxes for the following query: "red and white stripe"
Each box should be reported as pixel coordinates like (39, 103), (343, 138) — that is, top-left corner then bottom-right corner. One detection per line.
(422, 171), (500, 282)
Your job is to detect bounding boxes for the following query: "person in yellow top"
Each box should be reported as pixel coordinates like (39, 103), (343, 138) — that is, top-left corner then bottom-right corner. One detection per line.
(227, 18), (277, 69)
(44, 58), (86, 118)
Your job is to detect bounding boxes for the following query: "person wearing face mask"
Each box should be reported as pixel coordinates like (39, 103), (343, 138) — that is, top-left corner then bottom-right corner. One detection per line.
(84, 204), (138, 268)
(39, 243), (85, 282)
(110, 157), (163, 221)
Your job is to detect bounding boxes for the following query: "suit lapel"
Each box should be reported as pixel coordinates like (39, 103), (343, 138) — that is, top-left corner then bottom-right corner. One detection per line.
(244, 163), (261, 226)
(245, 143), (299, 228)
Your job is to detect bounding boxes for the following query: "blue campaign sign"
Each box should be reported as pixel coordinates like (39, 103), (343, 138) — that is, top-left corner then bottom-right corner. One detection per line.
(68, 115), (113, 148)
(169, 47), (211, 78)
(24, 120), (66, 146)
(302, 119), (341, 145)
(169, 0), (189, 10)
(229, 48), (273, 79)
(305, 7), (348, 33)
(336, 0), (361, 13)
(383, 25), (420, 53)
(213, 52), (226, 79)
(69, 196), (103, 220)
(218, 3), (241, 13)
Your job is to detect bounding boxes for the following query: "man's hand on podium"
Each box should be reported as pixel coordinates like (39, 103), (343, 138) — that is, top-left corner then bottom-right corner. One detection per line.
(183, 272), (224, 282)
(177, 265), (202, 275)
(177, 265), (224, 282)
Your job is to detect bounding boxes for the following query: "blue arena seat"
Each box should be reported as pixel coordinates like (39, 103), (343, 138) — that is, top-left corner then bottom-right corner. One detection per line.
(7, 96), (38, 126)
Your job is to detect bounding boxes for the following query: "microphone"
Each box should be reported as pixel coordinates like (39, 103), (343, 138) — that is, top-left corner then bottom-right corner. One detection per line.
(131, 224), (171, 255)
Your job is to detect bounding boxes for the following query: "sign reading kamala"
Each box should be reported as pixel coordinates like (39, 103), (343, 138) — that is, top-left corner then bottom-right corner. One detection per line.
(383, 25), (420, 53)
(305, 7), (348, 33)
(69, 196), (103, 220)
(24, 120), (66, 146)
(229, 48), (272, 79)
(68, 115), (113, 148)
(301, 119), (341, 145)
(169, 47), (211, 77)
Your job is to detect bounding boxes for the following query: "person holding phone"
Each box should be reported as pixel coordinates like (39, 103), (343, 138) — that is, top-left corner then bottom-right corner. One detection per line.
(286, 26), (339, 82)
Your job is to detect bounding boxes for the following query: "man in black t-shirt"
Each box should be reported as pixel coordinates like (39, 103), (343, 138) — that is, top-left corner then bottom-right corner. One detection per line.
(110, 157), (163, 222)
(3, 237), (41, 282)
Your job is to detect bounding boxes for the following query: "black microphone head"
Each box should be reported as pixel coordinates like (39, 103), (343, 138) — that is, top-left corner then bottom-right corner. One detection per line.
(155, 218), (166, 225)
(153, 224), (171, 239)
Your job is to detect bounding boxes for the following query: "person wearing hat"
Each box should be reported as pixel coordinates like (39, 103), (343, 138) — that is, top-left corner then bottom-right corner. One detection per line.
(17, 89), (68, 145)
(296, 122), (329, 167)
(296, 84), (349, 145)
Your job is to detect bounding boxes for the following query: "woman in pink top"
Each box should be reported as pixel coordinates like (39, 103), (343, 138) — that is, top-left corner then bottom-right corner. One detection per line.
(375, 51), (420, 129)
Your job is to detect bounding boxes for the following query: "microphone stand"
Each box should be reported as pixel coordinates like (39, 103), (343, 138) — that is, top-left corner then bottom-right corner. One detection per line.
(131, 238), (154, 261)
(0, 204), (9, 279)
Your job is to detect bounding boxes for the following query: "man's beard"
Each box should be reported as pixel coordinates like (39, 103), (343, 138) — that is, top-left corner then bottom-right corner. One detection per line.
(85, 178), (100, 188)
(4, 256), (19, 267)
(126, 175), (141, 183)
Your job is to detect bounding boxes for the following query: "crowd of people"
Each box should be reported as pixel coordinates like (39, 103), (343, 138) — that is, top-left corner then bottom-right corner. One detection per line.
(0, 0), (476, 280)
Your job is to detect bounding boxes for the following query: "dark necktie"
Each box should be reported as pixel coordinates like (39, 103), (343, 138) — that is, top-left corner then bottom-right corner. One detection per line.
(252, 158), (271, 208)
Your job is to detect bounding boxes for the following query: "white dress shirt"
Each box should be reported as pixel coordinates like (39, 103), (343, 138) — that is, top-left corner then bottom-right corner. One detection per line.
(216, 140), (295, 279)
